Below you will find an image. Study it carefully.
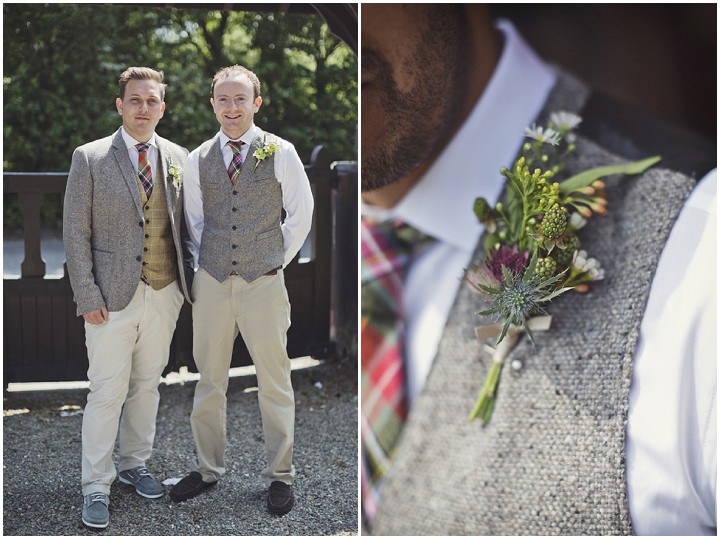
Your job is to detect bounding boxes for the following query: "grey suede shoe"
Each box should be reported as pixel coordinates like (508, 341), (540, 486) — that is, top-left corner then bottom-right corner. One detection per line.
(82, 492), (109, 529)
(118, 466), (165, 499)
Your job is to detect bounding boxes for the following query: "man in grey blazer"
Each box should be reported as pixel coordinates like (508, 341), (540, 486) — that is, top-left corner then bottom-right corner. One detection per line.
(170, 65), (313, 516)
(361, 5), (716, 535)
(63, 66), (193, 529)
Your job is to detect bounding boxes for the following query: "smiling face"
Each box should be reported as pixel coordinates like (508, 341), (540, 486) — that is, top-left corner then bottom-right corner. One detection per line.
(211, 74), (262, 139)
(115, 79), (165, 143)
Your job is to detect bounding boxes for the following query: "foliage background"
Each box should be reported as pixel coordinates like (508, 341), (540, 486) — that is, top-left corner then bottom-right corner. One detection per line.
(3, 3), (357, 230)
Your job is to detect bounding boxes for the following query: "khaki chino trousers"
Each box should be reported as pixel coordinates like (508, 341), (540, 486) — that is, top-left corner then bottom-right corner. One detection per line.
(82, 280), (184, 495)
(190, 268), (296, 486)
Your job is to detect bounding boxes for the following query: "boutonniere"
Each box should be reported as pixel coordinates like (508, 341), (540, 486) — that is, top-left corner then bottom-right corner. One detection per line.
(464, 111), (660, 425)
(167, 159), (183, 192)
(252, 140), (279, 171)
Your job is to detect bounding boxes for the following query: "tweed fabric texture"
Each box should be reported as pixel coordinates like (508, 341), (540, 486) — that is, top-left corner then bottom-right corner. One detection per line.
(371, 70), (698, 535)
(137, 169), (177, 290)
(63, 129), (191, 315)
(195, 129), (285, 283)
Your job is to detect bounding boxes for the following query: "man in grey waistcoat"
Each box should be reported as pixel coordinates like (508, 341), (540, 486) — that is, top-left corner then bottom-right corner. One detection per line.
(361, 5), (716, 535)
(171, 65), (314, 516)
(63, 66), (193, 529)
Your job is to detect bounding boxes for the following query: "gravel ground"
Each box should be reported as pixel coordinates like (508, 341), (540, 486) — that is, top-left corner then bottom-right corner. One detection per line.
(3, 358), (358, 536)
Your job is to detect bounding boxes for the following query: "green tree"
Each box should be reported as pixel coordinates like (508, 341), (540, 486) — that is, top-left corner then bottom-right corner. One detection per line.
(3, 4), (357, 230)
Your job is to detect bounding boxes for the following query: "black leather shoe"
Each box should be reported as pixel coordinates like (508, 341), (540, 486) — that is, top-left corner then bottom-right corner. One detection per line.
(267, 481), (294, 516)
(169, 471), (216, 502)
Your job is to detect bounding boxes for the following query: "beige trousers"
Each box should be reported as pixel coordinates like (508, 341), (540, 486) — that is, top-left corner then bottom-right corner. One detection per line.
(81, 280), (184, 495)
(190, 268), (296, 486)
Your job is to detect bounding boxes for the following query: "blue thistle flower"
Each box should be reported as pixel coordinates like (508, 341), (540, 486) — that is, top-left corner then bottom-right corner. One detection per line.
(476, 254), (571, 345)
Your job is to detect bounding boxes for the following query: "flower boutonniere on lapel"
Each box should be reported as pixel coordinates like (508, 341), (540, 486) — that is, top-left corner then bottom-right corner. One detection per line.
(167, 159), (183, 193)
(252, 140), (280, 172)
(464, 111), (661, 426)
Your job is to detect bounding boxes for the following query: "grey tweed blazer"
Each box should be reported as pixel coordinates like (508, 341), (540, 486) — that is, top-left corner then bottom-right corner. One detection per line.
(371, 71), (704, 535)
(63, 128), (193, 316)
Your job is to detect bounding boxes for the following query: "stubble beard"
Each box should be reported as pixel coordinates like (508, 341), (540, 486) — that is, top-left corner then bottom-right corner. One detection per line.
(361, 7), (470, 193)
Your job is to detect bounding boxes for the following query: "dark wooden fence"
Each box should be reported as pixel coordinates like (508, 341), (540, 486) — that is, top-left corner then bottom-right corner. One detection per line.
(3, 147), (357, 385)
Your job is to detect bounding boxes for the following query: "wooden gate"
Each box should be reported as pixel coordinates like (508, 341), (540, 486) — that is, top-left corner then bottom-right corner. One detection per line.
(3, 147), (356, 385)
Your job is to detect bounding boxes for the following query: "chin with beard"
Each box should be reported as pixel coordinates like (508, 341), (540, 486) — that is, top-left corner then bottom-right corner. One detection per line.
(361, 7), (470, 194)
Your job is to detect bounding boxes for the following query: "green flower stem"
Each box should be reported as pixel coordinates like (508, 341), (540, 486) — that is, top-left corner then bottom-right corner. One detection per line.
(470, 317), (553, 424)
(562, 268), (595, 289)
(469, 328), (524, 425)
(469, 360), (503, 425)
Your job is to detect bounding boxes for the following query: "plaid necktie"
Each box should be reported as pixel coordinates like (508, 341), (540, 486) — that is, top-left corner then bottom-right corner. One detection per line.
(227, 140), (244, 184)
(135, 143), (153, 199)
(361, 216), (431, 522)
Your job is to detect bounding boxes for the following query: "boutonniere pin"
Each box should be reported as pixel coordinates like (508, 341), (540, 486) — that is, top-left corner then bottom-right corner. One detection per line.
(167, 159), (183, 192)
(464, 111), (661, 425)
(252, 140), (279, 171)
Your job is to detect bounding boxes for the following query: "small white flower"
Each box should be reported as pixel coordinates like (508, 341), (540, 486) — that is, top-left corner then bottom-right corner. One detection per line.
(168, 160), (183, 191)
(572, 249), (588, 268)
(550, 111), (582, 131)
(589, 267), (605, 281)
(569, 212), (587, 230)
(572, 250), (604, 280)
(253, 141), (280, 171)
(524, 124), (561, 146)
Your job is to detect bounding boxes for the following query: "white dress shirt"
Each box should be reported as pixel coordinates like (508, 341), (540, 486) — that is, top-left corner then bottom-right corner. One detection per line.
(120, 128), (159, 184)
(627, 170), (716, 535)
(361, 19), (716, 535)
(183, 124), (314, 269)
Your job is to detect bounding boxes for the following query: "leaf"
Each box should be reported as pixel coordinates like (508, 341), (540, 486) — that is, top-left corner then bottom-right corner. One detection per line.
(497, 319), (512, 344)
(473, 197), (488, 222)
(471, 281), (500, 296)
(537, 286), (574, 303)
(523, 252), (539, 283)
(524, 322), (536, 346)
(500, 265), (515, 285)
(478, 305), (500, 317)
(559, 156), (661, 194)
(533, 269), (569, 294)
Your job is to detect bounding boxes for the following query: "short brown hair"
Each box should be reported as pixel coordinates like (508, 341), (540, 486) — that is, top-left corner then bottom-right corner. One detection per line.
(211, 65), (261, 99)
(118, 67), (166, 100)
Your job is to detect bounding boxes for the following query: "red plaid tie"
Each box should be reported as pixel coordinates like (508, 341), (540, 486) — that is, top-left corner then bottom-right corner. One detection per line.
(136, 143), (153, 199)
(227, 140), (244, 184)
(361, 216), (430, 522)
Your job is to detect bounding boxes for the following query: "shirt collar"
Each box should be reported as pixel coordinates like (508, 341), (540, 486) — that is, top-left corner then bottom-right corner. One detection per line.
(362, 20), (556, 253)
(121, 127), (157, 150)
(219, 123), (258, 148)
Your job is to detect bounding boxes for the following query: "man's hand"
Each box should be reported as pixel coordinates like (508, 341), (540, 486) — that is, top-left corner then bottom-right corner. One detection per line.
(83, 307), (109, 325)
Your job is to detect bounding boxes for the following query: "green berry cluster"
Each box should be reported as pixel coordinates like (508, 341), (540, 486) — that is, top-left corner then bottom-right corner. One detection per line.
(534, 257), (557, 282)
(552, 233), (579, 266)
(540, 203), (568, 239)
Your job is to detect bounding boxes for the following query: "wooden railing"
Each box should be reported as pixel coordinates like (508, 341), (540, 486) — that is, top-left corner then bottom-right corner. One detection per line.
(3, 147), (357, 385)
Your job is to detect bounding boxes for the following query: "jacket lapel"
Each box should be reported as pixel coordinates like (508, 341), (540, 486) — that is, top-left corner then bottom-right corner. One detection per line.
(112, 128), (144, 218)
(156, 138), (178, 227)
(244, 130), (265, 174)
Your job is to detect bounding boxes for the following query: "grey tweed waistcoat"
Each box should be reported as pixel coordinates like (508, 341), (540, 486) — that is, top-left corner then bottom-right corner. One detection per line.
(197, 129), (284, 283)
(371, 71), (700, 535)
